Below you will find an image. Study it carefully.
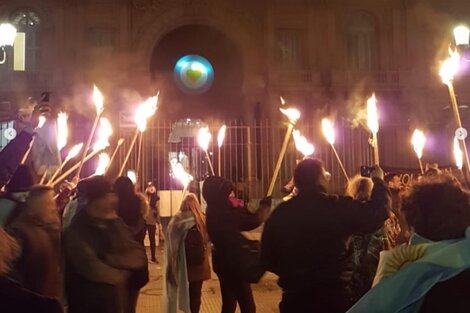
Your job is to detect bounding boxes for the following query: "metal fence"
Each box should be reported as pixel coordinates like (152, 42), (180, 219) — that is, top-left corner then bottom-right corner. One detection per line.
(116, 118), (380, 201)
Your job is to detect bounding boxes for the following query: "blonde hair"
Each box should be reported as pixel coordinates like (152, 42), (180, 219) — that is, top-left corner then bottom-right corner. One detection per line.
(0, 228), (20, 275)
(346, 175), (373, 201)
(180, 193), (207, 243)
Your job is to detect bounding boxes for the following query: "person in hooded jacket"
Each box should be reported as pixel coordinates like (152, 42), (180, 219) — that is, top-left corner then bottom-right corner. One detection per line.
(203, 176), (271, 313)
(261, 158), (391, 313)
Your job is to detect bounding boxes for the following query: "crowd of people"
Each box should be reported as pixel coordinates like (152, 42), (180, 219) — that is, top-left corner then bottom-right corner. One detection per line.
(0, 105), (469, 313)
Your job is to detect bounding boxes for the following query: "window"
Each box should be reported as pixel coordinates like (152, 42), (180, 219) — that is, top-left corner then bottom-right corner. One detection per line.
(348, 12), (378, 71)
(275, 28), (307, 70)
(10, 9), (41, 72)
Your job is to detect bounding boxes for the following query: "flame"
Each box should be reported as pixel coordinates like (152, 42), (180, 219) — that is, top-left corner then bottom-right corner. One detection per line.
(37, 116), (46, 129)
(94, 153), (110, 176)
(197, 126), (212, 151)
(321, 118), (336, 145)
(280, 108), (301, 124)
(93, 117), (113, 152)
(170, 158), (193, 188)
(367, 93), (379, 134)
(454, 137), (463, 170)
(66, 143), (84, 160)
(93, 85), (104, 115)
(135, 94), (159, 132)
(293, 129), (315, 157)
(127, 170), (137, 184)
(217, 125), (227, 148)
(411, 129), (426, 159)
(439, 48), (461, 85)
(280, 96), (286, 106)
(57, 112), (68, 151)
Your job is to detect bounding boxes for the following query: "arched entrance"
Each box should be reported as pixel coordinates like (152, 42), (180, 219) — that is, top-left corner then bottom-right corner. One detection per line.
(150, 24), (244, 120)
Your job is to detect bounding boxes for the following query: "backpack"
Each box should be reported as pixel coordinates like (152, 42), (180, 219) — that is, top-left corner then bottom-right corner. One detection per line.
(185, 225), (205, 266)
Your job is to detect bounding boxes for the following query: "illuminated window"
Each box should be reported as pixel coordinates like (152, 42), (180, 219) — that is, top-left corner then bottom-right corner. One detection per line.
(276, 28), (307, 70)
(348, 12), (378, 71)
(10, 9), (41, 72)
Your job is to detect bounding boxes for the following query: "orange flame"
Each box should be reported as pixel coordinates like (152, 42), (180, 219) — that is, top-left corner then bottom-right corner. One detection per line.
(217, 125), (227, 148)
(127, 170), (137, 184)
(367, 93), (379, 134)
(280, 96), (286, 106)
(66, 143), (84, 160)
(454, 137), (463, 170)
(57, 112), (68, 151)
(280, 108), (301, 124)
(94, 153), (110, 176)
(439, 48), (461, 85)
(293, 129), (315, 157)
(135, 94), (159, 132)
(321, 118), (336, 145)
(170, 158), (193, 188)
(93, 117), (113, 152)
(411, 129), (426, 159)
(37, 116), (46, 129)
(92, 85), (104, 115)
(197, 126), (212, 151)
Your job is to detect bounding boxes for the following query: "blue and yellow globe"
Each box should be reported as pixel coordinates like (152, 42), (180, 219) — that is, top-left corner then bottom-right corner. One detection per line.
(174, 55), (214, 94)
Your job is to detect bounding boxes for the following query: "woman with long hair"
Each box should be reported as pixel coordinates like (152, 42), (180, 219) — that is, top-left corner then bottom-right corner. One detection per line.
(163, 193), (211, 313)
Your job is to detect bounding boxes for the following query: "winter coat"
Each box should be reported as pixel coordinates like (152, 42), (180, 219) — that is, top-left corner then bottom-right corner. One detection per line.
(0, 130), (33, 189)
(0, 276), (63, 313)
(203, 176), (270, 276)
(145, 192), (160, 225)
(185, 224), (211, 283)
(8, 214), (61, 298)
(117, 194), (147, 243)
(63, 210), (147, 313)
(261, 178), (391, 311)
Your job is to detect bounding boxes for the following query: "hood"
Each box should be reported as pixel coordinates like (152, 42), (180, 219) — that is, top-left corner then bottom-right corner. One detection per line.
(202, 176), (233, 205)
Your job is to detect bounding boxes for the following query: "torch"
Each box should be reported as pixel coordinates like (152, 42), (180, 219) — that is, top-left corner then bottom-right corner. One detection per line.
(48, 143), (84, 184)
(267, 106), (300, 197)
(118, 94), (159, 177)
(367, 93), (380, 165)
(217, 125), (227, 176)
(20, 116), (46, 164)
(105, 138), (124, 174)
(76, 85), (104, 177)
(439, 48), (470, 174)
(321, 118), (350, 182)
(411, 129), (426, 174)
(454, 137), (463, 170)
(94, 153), (110, 176)
(197, 126), (215, 176)
(170, 158), (194, 206)
(293, 129), (315, 158)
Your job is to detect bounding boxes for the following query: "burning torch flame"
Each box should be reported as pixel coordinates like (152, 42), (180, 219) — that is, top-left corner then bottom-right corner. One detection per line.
(135, 94), (159, 132)
(197, 126), (212, 152)
(127, 170), (137, 184)
(57, 112), (68, 151)
(411, 129), (426, 159)
(66, 143), (84, 160)
(93, 85), (104, 115)
(367, 93), (379, 134)
(293, 129), (315, 157)
(170, 158), (193, 189)
(321, 118), (336, 145)
(280, 108), (301, 124)
(37, 116), (46, 129)
(454, 137), (463, 170)
(280, 96), (286, 106)
(93, 117), (113, 152)
(439, 48), (461, 86)
(94, 153), (110, 176)
(217, 125), (227, 148)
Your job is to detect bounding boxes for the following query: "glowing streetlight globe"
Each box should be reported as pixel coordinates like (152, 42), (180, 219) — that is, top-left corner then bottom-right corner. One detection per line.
(174, 55), (214, 94)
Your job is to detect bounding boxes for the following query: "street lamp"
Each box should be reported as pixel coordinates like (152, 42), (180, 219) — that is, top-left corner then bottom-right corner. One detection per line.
(0, 23), (17, 64)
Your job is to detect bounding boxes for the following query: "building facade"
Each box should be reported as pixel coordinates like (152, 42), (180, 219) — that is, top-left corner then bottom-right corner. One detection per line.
(1, 0), (470, 169)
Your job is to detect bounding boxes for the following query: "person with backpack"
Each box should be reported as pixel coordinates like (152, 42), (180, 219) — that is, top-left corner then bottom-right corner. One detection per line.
(163, 193), (211, 313)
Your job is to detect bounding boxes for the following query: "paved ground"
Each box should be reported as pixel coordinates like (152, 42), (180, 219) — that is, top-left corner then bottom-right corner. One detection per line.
(137, 248), (282, 313)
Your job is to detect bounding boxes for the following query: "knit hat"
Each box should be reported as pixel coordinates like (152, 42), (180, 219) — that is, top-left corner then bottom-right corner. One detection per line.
(77, 175), (112, 204)
(294, 158), (326, 192)
(6, 165), (34, 194)
(202, 176), (233, 204)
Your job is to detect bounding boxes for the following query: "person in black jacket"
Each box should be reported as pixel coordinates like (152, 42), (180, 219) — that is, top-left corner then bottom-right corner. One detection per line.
(203, 176), (271, 313)
(261, 158), (391, 313)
